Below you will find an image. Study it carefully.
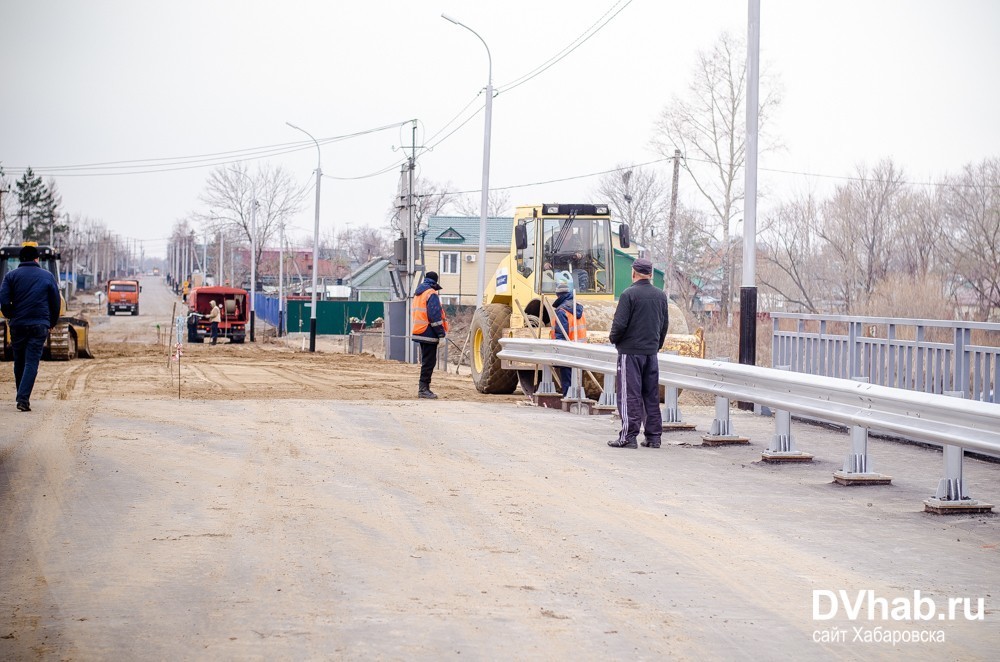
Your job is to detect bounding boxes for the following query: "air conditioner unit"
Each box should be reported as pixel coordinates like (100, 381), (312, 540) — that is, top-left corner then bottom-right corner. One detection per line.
(465, 254), (476, 262)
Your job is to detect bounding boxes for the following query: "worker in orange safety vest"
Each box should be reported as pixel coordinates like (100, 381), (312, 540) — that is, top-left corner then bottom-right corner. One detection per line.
(411, 271), (449, 399)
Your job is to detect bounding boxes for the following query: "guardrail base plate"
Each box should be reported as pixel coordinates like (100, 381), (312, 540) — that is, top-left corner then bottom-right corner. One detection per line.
(592, 404), (616, 416)
(533, 394), (564, 410)
(562, 398), (596, 415)
(701, 435), (750, 446)
(663, 422), (697, 431)
(761, 451), (814, 463)
(923, 498), (994, 515)
(832, 471), (892, 486)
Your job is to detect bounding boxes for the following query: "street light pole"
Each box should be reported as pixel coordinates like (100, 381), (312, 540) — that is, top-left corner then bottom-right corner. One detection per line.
(287, 121), (323, 352)
(442, 13), (492, 306)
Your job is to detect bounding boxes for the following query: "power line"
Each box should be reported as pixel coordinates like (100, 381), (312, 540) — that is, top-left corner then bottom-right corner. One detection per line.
(4, 120), (412, 177)
(497, 0), (634, 94)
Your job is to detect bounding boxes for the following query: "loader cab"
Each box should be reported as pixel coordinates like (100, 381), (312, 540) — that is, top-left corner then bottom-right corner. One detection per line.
(0, 244), (61, 282)
(514, 203), (625, 297)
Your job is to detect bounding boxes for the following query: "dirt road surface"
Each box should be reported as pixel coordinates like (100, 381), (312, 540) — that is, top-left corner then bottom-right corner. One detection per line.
(1, 278), (998, 659)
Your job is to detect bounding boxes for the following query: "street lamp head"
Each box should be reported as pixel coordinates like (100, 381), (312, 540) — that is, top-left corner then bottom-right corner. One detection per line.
(441, 13), (459, 25)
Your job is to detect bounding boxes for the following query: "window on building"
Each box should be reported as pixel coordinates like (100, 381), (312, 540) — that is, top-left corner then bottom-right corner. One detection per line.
(441, 252), (459, 275)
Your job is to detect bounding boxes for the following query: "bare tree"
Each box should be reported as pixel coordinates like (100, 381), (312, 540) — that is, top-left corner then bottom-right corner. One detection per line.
(817, 159), (906, 313)
(389, 176), (458, 234)
(336, 224), (393, 265)
(594, 164), (669, 258)
(669, 204), (715, 312)
(198, 163), (307, 283)
(758, 194), (823, 313)
(453, 189), (512, 218)
(940, 157), (1000, 320)
(651, 31), (781, 324)
(894, 187), (944, 279)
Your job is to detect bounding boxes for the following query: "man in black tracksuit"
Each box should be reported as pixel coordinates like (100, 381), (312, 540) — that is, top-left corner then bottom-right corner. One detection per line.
(607, 257), (670, 448)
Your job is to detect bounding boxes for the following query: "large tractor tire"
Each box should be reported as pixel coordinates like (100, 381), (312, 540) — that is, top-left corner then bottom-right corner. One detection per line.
(470, 303), (518, 394)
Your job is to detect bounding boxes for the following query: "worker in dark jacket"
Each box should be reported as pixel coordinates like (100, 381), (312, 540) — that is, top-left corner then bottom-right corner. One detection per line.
(0, 244), (62, 412)
(550, 280), (587, 395)
(411, 271), (449, 399)
(607, 257), (670, 448)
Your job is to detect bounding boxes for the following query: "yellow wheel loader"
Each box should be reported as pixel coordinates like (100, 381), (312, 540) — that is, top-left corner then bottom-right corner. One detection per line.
(0, 243), (94, 361)
(470, 203), (704, 395)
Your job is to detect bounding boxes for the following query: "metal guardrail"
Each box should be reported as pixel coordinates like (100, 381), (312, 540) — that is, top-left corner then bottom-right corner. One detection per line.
(771, 313), (1000, 404)
(498, 338), (1000, 456)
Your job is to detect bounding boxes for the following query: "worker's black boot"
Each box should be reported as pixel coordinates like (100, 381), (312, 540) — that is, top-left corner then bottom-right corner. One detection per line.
(418, 385), (438, 399)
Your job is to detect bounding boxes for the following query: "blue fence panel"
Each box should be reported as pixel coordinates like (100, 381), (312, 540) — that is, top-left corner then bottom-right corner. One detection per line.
(772, 313), (1000, 404)
(254, 294), (280, 328)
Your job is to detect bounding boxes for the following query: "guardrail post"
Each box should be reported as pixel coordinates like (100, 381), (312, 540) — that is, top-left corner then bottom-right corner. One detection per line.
(593, 371), (617, 415)
(661, 351), (694, 430)
(833, 376), (892, 486)
(662, 385), (695, 431)
(702, 358), (750, 446)
(536, 364), (558, 395)
(924, 391), (994, 514)
(561, 367), (594, 415)
(761, 365), (812, 463)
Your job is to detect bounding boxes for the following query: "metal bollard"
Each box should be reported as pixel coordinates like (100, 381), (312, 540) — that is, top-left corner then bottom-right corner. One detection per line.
(833, 376), (891, 485)
(761, 365), (812, 462)
(924, 391), (994, 514)
(702, 358), (750, 446)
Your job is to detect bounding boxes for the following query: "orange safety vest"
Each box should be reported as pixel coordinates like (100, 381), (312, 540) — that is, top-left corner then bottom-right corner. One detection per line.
(551, 304), (587, 341)
(411, 288), (450, 335)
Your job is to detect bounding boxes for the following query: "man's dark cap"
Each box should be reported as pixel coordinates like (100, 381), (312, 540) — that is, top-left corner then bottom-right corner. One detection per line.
(425, 271), (442, 290)
(19, 245), (39, 262)
(632, 257), (653, 275)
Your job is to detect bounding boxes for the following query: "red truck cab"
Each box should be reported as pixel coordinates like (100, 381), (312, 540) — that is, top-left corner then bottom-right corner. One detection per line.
(186, 286), (248, 343)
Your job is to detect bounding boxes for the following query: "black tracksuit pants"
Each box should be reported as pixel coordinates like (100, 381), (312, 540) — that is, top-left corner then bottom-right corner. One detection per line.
(615, 353), (662, 443)
(417, 341), (438, 388)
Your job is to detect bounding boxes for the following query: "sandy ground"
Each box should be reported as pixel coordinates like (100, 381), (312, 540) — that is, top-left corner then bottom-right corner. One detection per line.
(1, 278), (998, 660)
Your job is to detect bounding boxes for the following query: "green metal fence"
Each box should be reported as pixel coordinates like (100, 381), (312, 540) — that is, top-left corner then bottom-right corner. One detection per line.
(283, 299), (385, 335)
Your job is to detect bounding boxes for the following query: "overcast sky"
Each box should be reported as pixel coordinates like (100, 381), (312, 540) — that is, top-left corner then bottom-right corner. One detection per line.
(2, 0), (998, 258)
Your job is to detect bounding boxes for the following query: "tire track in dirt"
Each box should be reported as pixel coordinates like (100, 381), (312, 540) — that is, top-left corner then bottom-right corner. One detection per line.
(0, 401), (96, 660)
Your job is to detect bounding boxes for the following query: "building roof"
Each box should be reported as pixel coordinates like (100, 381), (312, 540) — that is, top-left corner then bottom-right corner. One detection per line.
(424, 216), (513, 248)
(349, 257), (391, 287)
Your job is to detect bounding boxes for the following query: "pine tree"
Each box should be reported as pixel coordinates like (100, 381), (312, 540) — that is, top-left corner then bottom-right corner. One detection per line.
(15, 169), (65, 243)
(15, 167), (46, 241)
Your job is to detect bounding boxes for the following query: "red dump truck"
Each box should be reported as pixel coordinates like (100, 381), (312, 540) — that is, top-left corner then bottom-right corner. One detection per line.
(186, 286), (248, 343)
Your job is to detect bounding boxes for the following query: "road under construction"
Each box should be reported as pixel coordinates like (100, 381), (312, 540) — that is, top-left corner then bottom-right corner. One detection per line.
(1, 277), (997, 659)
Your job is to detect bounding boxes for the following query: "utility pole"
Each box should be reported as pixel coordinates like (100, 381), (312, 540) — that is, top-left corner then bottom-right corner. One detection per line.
(250, 200), (258, 342)
(406, 120), (417, 363)
(666, 149), (681, 295)
(278, 223), (285, 337)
